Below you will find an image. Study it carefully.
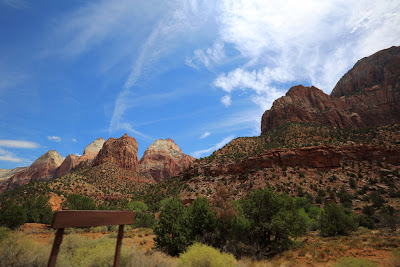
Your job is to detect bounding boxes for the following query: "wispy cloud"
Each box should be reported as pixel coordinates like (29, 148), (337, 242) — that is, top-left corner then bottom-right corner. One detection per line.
(191, 135), (235, 158)
(200, 132), (211, 139)
(72, 138), (77, 143)
(1, 0), (28, 9)
(0, 148), (23, 162)
(0, 139), (40, 149)
(0, 140), (39, 163)
(119, 123), (154, 142)
(47, 136), (62, 142)
(208, 0), (400, 110)
(186, 41), (225, 70)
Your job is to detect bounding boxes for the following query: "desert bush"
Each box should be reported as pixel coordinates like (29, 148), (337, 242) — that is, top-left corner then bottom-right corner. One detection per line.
(333, 257), (377, 267)
(0, 233), (49, 267)
(126, 248), (177, 267)
(57, 234), (130, 267)
(178, 243), (236, 267)
(319, 203), (358, 236)
(388, 250), (400, 267)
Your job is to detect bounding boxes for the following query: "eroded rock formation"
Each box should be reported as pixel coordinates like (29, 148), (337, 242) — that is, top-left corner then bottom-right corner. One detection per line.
(140, 138), (195, 182)
(94, 134), (139, 171)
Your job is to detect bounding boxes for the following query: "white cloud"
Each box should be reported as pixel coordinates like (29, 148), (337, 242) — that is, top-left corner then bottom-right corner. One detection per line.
(72, 138), (77, 143)
(187, 41), (225, 70)
(74, 153), (81, 157)
(47, 136), (62, 142)
(0, 148), (22, 162)
(200, 132), (211, 139)
(0, 139), (40, 149)
(209, 0), (400, 111)
(191, 135), (235, 158)
(221, 95), (231, 107)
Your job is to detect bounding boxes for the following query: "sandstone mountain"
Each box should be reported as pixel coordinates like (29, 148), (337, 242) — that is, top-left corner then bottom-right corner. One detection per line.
(55, 154), (79, 178)
(58, 137), (106, 176)
(79, 137), (105, 162)
(94, 134), (139, 171)
(140, 138), (195, 182)
(261, 46), (400, 134)
(2, 150), (63, 193)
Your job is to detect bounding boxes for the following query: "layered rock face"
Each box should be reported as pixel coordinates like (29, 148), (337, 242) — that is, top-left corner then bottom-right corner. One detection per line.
(56, 154), (79, 178)
(185, 145), (400, 178)
(140, 139), (195, 182)
(261, 46), (400, 134)
(94, 134), (139, 171)
(3, 150), (63, 192)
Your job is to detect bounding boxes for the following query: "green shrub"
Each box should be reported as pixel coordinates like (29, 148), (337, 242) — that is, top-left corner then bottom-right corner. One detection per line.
(319, 203), (358, 236)
(333, 257), (377, 267)
(178, 243), (236, 267)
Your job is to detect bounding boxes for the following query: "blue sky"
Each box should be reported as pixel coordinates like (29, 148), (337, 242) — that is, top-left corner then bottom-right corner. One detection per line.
(1, 0), (399, 169)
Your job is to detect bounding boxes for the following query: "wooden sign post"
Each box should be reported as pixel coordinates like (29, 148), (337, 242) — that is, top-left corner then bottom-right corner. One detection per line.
(48, 210), (135, 267)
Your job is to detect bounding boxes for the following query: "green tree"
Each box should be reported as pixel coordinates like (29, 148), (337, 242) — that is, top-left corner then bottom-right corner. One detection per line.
(187, 197), (217, 244)
(319, 203), (357, 236)
(65, 194), (97, 210)
(127, 201), (148, 213)
(154, 198), (192, 256)
(0, 201), (27, 229)
(240, 187), (307, 258)
(23, 196), (53, 224)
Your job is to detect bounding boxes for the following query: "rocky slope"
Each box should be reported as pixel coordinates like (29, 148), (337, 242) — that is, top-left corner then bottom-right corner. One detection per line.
(94, 134), (140, 171)
(261, 46), (400, 134)
(2, 150), (63, 193)
(0, 167), (27, 181)
(140, 139), (195, 182)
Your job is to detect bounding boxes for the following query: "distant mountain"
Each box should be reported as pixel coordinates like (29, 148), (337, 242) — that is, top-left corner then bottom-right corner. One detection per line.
(140, 138), (195, 182)
(2, 150), (63, 193)
(261, 46), (400, 134)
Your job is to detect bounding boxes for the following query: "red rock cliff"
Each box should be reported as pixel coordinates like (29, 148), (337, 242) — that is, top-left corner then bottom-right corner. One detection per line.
(94, 134), (139, 171)
(261, 46), (400, 134)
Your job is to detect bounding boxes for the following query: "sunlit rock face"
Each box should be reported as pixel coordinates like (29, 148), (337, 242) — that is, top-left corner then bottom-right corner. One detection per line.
(140, 138), (195, 182)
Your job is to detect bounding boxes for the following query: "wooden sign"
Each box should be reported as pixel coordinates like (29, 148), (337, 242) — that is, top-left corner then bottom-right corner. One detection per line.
(48, 210), (135, 267)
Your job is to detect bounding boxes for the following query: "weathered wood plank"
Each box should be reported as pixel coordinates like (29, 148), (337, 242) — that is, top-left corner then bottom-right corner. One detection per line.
(51, 210), (134, 228)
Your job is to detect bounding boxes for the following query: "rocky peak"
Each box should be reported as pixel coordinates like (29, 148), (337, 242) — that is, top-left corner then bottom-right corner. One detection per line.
(56, 154), (79, 178)
(32, 150), (63, 169)
(94, 133), (139, 171)
(140, 139), (195, 182)
(2, 150), (63, 193)
(80, 137), (105, 161)
(261, 46), (400, 134)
